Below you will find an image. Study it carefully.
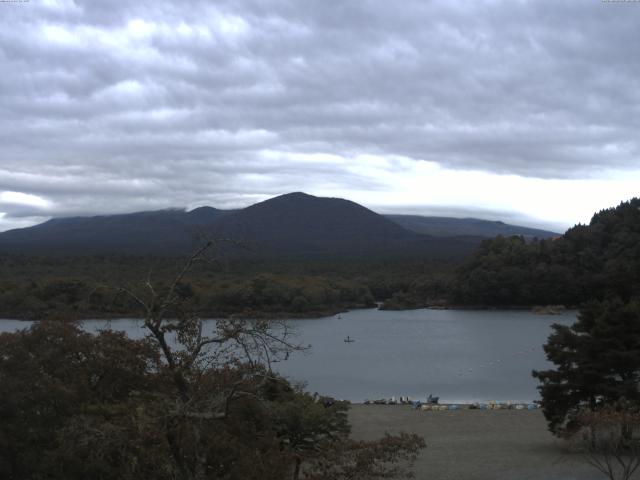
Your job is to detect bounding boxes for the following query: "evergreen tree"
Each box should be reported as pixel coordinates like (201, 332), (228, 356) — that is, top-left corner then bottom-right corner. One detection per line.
(533, 297), (640, 435)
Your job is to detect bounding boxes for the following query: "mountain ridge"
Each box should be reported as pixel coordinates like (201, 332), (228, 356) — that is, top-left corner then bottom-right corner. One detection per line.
(0, 193), (558, 258)
(385, 214), (558, 239)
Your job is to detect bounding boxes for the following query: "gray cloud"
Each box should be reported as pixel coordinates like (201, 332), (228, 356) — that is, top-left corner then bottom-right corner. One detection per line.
(0, 0), (639, 230)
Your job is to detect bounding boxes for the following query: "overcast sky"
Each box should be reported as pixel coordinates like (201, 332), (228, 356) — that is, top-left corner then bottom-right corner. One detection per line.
(1, 0), (639, 233)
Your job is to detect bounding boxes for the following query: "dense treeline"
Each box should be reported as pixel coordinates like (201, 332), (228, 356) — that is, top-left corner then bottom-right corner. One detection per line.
(0, 255), (453, 319)
(454, 198), (640, 307)
(0, 272), (374, 320)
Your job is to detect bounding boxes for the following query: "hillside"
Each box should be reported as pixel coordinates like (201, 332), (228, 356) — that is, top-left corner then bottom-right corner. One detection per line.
(0, 208), (235, 256)
(385, 215), (558, 239)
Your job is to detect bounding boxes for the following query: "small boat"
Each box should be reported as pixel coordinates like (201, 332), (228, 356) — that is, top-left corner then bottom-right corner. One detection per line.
(344, 336), (355, 343)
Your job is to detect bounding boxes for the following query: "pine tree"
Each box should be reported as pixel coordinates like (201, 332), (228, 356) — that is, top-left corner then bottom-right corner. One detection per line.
(533, 297), (640, 435)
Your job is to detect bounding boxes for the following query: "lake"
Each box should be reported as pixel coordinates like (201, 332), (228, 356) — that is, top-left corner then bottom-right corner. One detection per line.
(0, 308), (576, 403)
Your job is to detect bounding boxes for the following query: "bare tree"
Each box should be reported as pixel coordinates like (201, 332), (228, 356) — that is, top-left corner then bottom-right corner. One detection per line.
(116, 241), (304, 480)
(572, 402), (640, 480)
(108, 241), (424, 480)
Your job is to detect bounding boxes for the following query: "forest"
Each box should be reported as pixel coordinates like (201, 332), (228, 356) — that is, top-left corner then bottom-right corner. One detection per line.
(453, 198), (640, 307)
(0, 254), (452, 320)
(1, 198), (639, 319)
(372, 198), (640, 310)
(0, 246), (425, 479)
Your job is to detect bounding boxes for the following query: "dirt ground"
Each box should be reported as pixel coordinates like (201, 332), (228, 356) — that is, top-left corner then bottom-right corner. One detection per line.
(348, 404), (608, 480)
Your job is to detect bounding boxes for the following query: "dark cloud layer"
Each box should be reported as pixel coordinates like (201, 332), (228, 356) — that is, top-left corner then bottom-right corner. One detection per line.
(0, 0), (639, 230)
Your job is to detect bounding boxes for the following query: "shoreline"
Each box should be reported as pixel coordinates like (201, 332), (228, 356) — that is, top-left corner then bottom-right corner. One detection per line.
(0, 307), (352, 322)
(0, 304), (578, 323)
(356, 400), (539, 410)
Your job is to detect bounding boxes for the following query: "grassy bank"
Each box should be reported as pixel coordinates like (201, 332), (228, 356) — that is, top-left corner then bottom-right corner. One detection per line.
(348, 404), (601, 480)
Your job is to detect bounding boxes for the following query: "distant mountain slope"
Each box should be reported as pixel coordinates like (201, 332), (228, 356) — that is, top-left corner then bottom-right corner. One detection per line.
(0, 208), (234, 255)
(385, 214), (558, 239)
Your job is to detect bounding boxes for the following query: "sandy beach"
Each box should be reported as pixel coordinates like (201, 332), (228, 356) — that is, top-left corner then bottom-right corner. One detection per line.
(348, 405), (605, 480)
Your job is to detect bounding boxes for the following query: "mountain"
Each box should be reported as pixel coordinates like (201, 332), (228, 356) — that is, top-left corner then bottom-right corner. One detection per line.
(385, 215), (558, 239)
(0, 192), (534, 258)
(210, 192), (418, 255)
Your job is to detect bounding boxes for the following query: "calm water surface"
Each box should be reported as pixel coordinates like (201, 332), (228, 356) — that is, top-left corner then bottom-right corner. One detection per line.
(1, 308), (576, 403)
